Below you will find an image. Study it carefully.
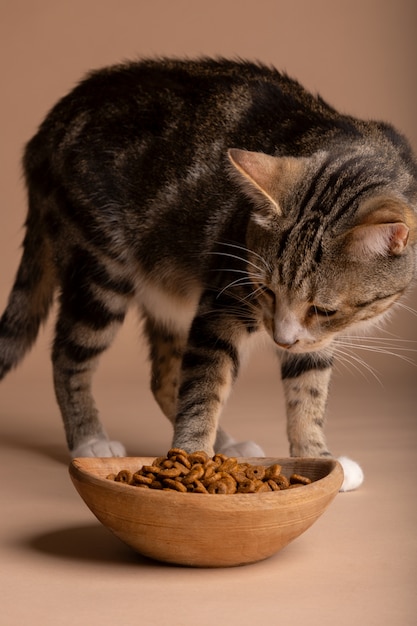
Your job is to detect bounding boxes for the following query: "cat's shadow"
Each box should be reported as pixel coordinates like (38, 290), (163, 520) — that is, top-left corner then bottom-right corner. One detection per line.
(1, 431), (156, 465)
(1, 432), (70, 464)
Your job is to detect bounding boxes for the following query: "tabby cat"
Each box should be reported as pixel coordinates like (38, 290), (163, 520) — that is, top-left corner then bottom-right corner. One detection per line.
(1, 58), (416, 490)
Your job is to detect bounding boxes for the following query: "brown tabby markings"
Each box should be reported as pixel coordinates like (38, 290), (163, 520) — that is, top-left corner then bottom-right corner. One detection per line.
(0, 58), (416, 463)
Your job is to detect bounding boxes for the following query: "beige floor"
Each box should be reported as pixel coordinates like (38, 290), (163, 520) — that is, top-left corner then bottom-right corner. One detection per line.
(1, 315), (416, 626)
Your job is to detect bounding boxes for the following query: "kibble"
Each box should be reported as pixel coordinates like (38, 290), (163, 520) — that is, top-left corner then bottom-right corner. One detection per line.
(107, 449), (312, 494)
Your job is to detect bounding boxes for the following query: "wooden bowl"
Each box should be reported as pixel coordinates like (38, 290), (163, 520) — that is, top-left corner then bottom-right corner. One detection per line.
(69, 456), (343, 567)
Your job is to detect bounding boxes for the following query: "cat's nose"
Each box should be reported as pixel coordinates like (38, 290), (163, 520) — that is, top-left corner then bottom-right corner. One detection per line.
(273, 313), (303, 349)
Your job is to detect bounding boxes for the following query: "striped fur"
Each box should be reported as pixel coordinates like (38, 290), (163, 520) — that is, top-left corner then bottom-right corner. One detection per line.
(1, 58), (416, 461)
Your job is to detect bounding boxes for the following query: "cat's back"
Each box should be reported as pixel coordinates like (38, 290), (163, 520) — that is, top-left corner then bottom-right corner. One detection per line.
(23, 57), (344, 200)
(51, 57), (299, 111)
(26, 58), (333, 156)
(24, 57), (414, 215)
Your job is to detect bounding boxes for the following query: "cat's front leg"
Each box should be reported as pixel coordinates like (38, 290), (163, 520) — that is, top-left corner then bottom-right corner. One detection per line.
(280, 350), (364, 490)
(280, 351), (333, 458)
(172, 315), (242, 456)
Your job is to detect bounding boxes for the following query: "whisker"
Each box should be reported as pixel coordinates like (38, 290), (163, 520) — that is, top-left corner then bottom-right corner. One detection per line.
(241, 286), (265, 302)
(216, 278), (259, 298)
(210, 268), (263, 285)
(338, 334), (417, 365)
(345, 334), (416, 343)
(204, 286), (261, 314)
(206, 250), (265, 274)
(393, 301), (417, 318)
(332, 345), (383, 384)
(215, 241), (272, 272)
(341, 336), (417, 350)
(337, 341), (416, 367)
(211, 268), (254, 276)
(199, 306), (259, 327)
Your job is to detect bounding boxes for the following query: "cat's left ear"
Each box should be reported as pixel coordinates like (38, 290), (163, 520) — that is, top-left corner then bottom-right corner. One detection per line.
(227, 149), (304, 223)
(346, 199), (417, 258)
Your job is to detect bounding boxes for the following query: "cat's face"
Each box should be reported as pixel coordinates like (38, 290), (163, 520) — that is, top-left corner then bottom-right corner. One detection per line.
(250, 244), (411, 354)
(228, 148), (417, 354)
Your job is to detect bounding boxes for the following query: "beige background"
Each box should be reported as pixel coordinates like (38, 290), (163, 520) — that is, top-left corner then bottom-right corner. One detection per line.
(1, 2), (416, 625)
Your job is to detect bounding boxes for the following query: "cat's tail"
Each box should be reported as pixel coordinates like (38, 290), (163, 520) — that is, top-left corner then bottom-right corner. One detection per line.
(0, 192), (56, 380)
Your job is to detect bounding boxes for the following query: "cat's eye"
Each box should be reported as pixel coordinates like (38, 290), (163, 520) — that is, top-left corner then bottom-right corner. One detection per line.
(308, 305), (338, 318)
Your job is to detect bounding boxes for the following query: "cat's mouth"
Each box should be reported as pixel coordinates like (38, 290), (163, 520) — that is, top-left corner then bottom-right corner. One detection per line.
(269, 327), (334, 354)
(272, 337), (326, 354)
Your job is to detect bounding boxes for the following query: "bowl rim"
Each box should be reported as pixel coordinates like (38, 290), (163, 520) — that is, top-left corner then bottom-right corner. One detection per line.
(69, 455), (344, 503)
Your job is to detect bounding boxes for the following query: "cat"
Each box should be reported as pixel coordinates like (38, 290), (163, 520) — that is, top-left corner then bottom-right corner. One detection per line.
(1, 58), (416, 491)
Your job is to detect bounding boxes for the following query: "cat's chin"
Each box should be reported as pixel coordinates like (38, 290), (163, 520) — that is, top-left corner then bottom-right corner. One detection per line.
(337, 456), (364, 491)
(71, 436), (126, 458)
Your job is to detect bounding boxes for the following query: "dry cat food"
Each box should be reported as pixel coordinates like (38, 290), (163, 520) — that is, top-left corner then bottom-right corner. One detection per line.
(106, 449), (312, 494)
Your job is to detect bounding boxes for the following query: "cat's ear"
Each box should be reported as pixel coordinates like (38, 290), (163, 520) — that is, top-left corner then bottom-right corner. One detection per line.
(227, 149), (304, 223)
(346, 199), (416, 258)
(348, 222), (409, 257)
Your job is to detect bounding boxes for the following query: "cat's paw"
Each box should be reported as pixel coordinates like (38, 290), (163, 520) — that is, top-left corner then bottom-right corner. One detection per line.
(337, 456), (364, 491)
(71, 436), (126, 458)
(213, 428), (265, 458)
(217, 440), (265, 458)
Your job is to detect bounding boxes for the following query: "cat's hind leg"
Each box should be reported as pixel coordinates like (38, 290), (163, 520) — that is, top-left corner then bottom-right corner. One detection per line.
(145, 315), (264, 457)
(144, 316), (186, 424)
(52, 252), (134, 458)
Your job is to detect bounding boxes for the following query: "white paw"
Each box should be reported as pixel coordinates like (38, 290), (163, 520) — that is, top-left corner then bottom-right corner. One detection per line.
(71, 436), (126, 458)
(337, 456), (364, 491)
(218, 440), (265, 458)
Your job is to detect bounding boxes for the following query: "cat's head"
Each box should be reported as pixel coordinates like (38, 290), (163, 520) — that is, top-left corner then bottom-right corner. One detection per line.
(228, 147), (417, 353)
